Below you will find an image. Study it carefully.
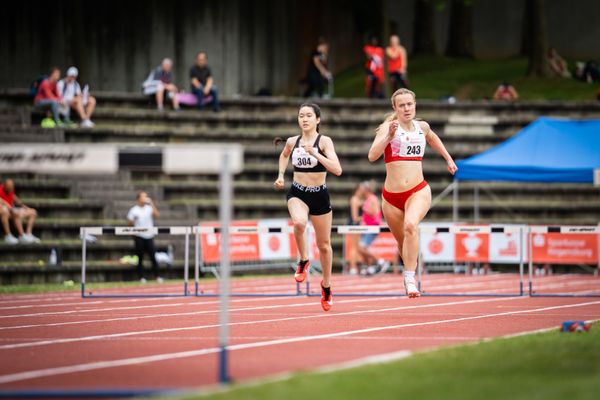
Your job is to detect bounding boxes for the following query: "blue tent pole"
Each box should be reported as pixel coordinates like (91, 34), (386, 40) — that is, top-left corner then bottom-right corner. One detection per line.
(452, 179), (459, 222)
(474, 183), (479, 223)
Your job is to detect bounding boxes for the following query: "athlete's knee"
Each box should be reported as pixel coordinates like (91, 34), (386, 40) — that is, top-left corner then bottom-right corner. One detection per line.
(318, 241), (332, 255)
(404, 220), (418, 236)
(293, 219), (307, 232)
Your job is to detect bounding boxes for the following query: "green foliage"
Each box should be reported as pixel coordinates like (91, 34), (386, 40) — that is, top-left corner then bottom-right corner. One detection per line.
(334, 56), (597, 101)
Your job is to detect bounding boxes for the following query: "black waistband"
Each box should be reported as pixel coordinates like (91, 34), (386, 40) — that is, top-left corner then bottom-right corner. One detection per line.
(292, 181), (327, 192)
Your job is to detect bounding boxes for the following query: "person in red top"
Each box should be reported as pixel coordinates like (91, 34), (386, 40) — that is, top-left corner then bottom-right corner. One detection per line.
(0, 179), (40, 244)
(363, 36), (385, 98)
(493, 81), (519, 101)
(386, 35), (409, 91)
(34, 67), (66, 125)
(368, 89), (457, 297)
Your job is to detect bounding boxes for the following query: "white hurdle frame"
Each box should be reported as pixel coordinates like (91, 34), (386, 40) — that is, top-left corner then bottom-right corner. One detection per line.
(79, 226), (192, 298)
(192, 225), (310, 297)
(528, 225), (600, 298)
(417, 225), (526, 297)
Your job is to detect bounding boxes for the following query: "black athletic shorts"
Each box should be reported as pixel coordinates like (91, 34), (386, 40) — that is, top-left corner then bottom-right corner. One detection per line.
(286, 181), (331, 216)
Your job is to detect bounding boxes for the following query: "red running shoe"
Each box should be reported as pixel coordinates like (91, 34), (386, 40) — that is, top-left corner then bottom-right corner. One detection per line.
(294, 260), (309, 283)
(320, 281), (333, 311)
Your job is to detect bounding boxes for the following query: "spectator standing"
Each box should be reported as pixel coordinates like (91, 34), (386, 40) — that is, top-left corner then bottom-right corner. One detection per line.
(346, 183), (364, 275)
(34, 67), (66, 125)
(386, 35), (409, 91)
(304, 38), (332, 98)
(189, 52), (220, 112)
(0, 179), (40, 244)
(356, 181), (387, 273)
(127, 191), (162, 282)
(57, 67), (96, 128)
(142, 58), (180, 111)
(363, 36), (385, 98)
(493, 81), (519, 101)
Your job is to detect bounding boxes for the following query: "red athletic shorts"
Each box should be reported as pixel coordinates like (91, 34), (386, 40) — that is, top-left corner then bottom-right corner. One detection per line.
(382, 180), (428, 211)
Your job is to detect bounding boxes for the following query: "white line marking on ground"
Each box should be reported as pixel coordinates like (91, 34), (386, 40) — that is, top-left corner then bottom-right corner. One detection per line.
(0, 297), (520, 350)
(0, 300), (597, 384)
(0, 296), (401, 331)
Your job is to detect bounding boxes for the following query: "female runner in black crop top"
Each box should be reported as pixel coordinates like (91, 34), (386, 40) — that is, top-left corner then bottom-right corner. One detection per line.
(273, 103), (342, 311)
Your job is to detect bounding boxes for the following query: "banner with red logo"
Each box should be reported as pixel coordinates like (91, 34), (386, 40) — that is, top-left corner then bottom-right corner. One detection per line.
(531, 232), (598, 264)
(420, 223), (527, 264)
(199, 219), (317, 263)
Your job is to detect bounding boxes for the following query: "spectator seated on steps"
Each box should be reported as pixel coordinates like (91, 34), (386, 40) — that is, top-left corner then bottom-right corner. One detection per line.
(142, 58), (180, 111)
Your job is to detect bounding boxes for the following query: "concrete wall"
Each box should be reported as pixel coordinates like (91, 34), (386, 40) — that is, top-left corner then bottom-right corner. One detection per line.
(1, 0), (598, 95)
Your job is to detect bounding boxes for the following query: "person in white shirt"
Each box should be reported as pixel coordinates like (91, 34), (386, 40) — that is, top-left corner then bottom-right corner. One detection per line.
(127, 191), (161, 281)
(56, 66), (96, 128)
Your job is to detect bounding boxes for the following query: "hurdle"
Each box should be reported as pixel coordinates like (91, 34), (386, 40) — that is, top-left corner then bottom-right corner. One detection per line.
(190, 224), (526, 298)
(528, 225), (600, 298)
(416, 225), (526, 297)
(193, 225), (310, 297)
(80, 226), (192, 298)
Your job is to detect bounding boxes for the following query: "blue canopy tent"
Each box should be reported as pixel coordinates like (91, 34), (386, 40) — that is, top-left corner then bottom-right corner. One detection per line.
(446, 117), (600, 221)
(456, 117), (600, 183)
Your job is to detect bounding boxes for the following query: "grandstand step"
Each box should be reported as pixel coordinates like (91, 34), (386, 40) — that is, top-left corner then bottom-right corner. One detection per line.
(0, 238), (189, 262)
(0, 261), (189, 285)
(18, 199), (105, 219)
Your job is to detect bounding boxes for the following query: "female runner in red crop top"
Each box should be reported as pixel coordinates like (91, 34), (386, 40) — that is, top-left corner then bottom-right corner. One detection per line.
(368, 89), (457, 297)
(274, 103), (342, 311)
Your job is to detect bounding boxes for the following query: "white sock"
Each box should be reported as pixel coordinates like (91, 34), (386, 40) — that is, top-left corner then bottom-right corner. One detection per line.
(403, 271), (415, 279)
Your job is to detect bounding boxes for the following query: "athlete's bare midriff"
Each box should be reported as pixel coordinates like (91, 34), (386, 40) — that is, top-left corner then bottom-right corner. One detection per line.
(293, 171), (327, 187)
(384, 160), (424, 192)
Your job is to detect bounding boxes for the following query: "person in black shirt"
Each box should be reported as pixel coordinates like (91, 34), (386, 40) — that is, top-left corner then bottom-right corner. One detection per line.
(189, 52), (220, 112)
(304, 39), (332, 98)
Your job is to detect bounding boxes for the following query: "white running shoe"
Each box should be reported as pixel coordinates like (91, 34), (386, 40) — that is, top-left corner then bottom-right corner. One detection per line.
(19, 235), (36, 244)
(24, 234), (41, 243)
(404, 275), (421, 298)
(4, 234), (18, 245)
(81, 119), (95, 128)
(377, 259), (391, 274)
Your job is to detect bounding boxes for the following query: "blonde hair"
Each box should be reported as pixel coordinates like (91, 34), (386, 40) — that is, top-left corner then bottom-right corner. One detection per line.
(383, 88), (417, 123)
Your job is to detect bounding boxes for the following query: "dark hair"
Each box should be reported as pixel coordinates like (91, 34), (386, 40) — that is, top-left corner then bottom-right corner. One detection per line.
(273, 103), (322, 146)
(299, 102), (322, 132)
(136, 191), (145, 200)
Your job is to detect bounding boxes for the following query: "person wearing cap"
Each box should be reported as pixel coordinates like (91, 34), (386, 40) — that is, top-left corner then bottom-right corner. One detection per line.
(57, 67), (96, 128)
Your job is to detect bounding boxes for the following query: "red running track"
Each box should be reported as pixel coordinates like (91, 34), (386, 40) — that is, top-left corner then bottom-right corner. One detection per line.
(0, 273), (599, 393)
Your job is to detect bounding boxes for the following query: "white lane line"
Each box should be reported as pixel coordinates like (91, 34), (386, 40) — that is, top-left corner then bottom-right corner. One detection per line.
(0, 297), (520, 350)
(0, 294), (314, 319)
(0, 299), (597, 385)
(199, 316), (600, 397)
(0, 296), (401, 331)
